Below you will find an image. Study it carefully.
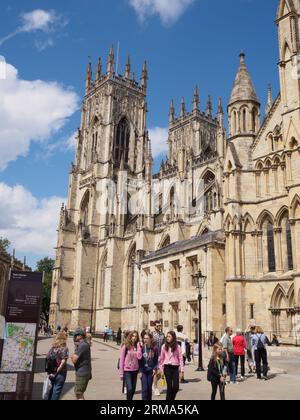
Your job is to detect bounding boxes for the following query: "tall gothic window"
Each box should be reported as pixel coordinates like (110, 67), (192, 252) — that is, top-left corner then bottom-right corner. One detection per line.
(242, 108), (247, 132)
(267, 223), (276, 272)
(127, 246), (136, 305)
(114, 117), (130, 164)
(204, 172), (216, 213)
(286, 223), (294, 271)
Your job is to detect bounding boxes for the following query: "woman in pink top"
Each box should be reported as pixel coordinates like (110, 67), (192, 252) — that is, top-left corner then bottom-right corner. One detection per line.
(119, 331), (142, 400)
(232, 329), (247, 380)
(159, 331), (184, 401)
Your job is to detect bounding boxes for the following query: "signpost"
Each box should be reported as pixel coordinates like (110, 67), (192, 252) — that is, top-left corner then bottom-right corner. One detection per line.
(0, 271), (43, 400)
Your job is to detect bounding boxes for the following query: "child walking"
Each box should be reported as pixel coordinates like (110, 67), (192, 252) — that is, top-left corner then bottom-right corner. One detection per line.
(207, 343), (227, 401)
(138, 332), (158, 400)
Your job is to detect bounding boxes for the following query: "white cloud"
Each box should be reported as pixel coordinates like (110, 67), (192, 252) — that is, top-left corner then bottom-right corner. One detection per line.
(21, 9), (59, 33)
(0, 182), (65, 257)
(128, 0), (195, 25)
(0, 61), (79, 170)
(149, 127), (169, 157)
(0, 9), (68, 48)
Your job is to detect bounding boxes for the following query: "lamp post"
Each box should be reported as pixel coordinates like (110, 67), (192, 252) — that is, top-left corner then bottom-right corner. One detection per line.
(192, 269), (206, 372)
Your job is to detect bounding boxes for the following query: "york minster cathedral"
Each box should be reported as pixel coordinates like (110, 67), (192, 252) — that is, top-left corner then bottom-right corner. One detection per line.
(50, 0), (300, 344)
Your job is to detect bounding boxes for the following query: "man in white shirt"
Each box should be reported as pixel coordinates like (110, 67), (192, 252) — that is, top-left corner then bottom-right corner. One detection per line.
(176, 325), (188, 384)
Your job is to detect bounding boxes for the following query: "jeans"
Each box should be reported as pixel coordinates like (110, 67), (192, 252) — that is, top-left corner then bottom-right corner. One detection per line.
(124, 371), (138, 401)
(141, 371), (154, 400)
(211, 381), (226, 401)
(227, 353), (236, 383)
(234, 355), (245, 377)
(48, 373), (66, 401)
(254, 349), (268, 378)
(164, 365), (180, 401)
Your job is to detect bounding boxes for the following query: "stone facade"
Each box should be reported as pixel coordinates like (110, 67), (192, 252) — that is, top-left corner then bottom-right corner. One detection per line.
(50, 0), (300, 344)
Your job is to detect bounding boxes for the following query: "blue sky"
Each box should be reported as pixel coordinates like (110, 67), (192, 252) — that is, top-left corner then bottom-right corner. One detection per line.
(0, 0), (280, 268)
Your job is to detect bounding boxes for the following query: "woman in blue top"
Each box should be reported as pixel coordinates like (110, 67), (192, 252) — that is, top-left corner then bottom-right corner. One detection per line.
(137, 332), (158, 400)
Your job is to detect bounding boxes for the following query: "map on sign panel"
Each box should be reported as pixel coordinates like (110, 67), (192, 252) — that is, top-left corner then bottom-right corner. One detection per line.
(0, 323), (36, 372)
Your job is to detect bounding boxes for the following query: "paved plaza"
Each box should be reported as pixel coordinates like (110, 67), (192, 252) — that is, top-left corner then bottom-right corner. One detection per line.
(32, 336), (300, 401)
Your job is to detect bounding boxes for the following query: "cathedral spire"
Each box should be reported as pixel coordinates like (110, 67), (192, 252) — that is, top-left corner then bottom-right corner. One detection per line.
(180, 97), (186, 118)
(169, 98), (175, 124)
(85, 62), (92, 93)
(107, 45), (114, 76)
(125, 56), (131, 79)
(265, 83), (273, 115)
(96, 58), (102, 82)
(141, 61), (148, 90)
(229, 52), (259, 105)
(217, 97), (224, 127)
(206, 95), (212, 117)
(193, 85), (199, 112)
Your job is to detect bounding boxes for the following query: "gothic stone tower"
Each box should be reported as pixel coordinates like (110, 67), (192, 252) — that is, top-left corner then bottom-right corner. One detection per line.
(50, 48), (151, 330)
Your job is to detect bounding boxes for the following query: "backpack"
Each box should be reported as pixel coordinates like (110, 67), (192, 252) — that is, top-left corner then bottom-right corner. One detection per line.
(256, 335), (265, 350)
(45, 354), (58, 374)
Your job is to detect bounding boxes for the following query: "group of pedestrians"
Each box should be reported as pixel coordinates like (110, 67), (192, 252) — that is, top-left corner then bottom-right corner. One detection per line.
(118, 321), (192, 401)
(44, 327), (92, 401)
(207, 325), (272, 400)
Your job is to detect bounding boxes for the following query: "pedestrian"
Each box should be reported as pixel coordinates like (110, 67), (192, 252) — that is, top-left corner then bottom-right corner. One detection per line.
(140, 329), (147, 344)
(245, 325), (256, 374)
(206, 332), (219, 349)
(117, 328), (122, 346)
(207, 343), (226, 401)
(119, 331), (141, 400)
(221, 327), (237, 385)
(175, 325), (188, 383)
(71, 328), (92, 400)
(45, 332), (69, 400)
(252, 326), (269, 381)
(272, 334), (280, 347)
(159, 331), (184, 401)
(103, 326), (109, 342)
(85, 327), (92, 347)
(63, 325), (69, 335)
(233, 329), (246, 380)
(138, 332), (158, 401)
(152, 321), (165, 396)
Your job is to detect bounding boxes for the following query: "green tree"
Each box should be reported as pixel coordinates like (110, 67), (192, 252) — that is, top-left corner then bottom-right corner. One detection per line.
(36, 257), (55, 324)
(0, 237), (11, 253)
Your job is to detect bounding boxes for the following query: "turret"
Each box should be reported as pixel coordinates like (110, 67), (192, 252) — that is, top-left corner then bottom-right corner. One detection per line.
(125, 56), (131, 79)
(141, 61), (148, 90)
(193, 86), (199, 113)
(228, 53), (260, 138)
(180, 97), (186, 118)
(265, 83), (273, 115)
(96, 58), (102, 82)
(169, 99), (175, 124)
(85, 62), (92, 93)
(107, 46), (114, 76)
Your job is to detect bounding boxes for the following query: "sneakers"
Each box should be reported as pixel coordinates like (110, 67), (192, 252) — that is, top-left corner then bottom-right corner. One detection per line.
(240, 376), (245, 380)
(181, 379), (189, 384)
(154, 388), (161, 396)
(262, 376), (269, 381)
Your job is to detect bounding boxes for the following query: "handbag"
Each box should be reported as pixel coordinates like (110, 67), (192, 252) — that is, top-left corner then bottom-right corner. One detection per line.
(42, 374), (53, 400)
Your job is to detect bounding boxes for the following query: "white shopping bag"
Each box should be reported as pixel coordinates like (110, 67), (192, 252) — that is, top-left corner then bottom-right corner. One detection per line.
(42, 375), (53, 400)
